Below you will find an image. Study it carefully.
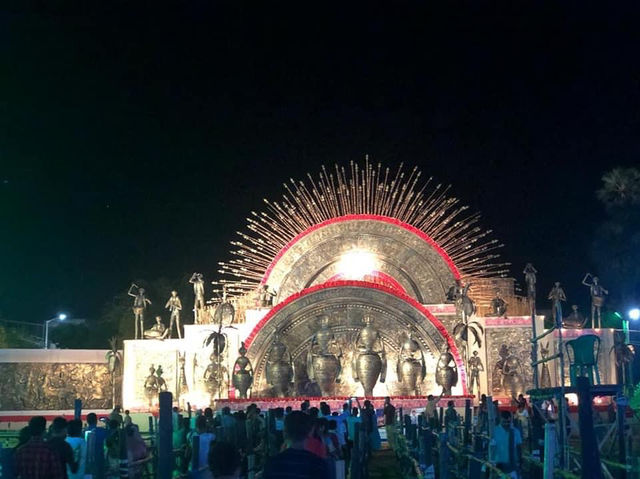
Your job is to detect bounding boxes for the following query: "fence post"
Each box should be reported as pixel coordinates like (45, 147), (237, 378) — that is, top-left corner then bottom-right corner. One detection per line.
(190, 434), (200, 476)
(616, 395), (628, 479)
(575, 377), (602, 479)
(438, 432), (449, 479)
(74, 399), (82, 420)
(351, 423), (361, 479)
(158, 391), (173, 479)
(119, 428), (129, 478)
(464, 399), (471, 446)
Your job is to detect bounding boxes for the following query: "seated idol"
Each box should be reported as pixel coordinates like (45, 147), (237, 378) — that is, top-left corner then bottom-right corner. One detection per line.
(144, 316), (167, 339)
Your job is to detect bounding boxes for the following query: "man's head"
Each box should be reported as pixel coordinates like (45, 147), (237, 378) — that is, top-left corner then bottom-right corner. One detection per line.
(384, 396), (391, 405)
(284, 411), (312, 443)
(352, 407), (359, 417)
(155, 316), (162, 324)
(204, 407), (213, 418)
(87, 412), (98, 427)
(447, 400), (454, 408)
(343, 403), (349, 412)
(67, 419), (83, 438)
(209, 442), (241, 478)
(51, 417), (68, 437)
(28, 416), (47, 437)
(222, 406), (231, 416)
(500, 410), (512, 428)
(113, 405), (122, 413)
(320, 402), (331, 417)
(300, 400), (310, 412)
(363, 400), (371, 409)
(427, 394), (434, 401)
(171, 290), (178, 297)
(125, 409), (130, 415)
(196, 415), (208, 433)
(285, 406), (292, 414)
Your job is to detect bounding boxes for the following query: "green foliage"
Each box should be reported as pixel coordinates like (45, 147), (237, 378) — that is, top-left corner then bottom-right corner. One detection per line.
(630, 381), (640, 414)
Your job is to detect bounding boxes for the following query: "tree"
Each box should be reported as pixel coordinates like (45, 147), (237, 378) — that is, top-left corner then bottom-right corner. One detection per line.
(597, 167), (640, 208)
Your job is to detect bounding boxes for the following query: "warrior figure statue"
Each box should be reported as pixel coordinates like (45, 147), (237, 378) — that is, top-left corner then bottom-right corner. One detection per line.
(540, 342), (552, 388)
(435, 351), (458, 396)
(128, 283), (151, 340)
(165, 290), (183, 339)
(204, 353), (228, 401)
(266, 333), (294, 397)
(106, 337), (122, 408)
(523, 263), (537, 302)
(467, 350), (484, 396)
(232, 342), (254, 399)
(548, 282), (566, 326)
(177, 352), (189, 402)
(396, 330), (426, 396)
(189, 273), (206, 323)
(307, 314), (342, 396)
(143, 365), (159, 408)
(500, 346), (525, 398)
(582, 273), (609, 328)
(352, 315), (386, 397)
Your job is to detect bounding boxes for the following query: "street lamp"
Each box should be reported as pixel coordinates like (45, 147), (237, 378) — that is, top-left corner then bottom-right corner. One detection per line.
(44, 313), (67, 349)
(623, 308), (639, 344)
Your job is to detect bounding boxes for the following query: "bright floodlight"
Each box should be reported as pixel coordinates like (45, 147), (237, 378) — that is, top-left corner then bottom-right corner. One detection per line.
(58, 313), (67, 321)
(337, 249), (379, 280)
(629, 308), (640, 321)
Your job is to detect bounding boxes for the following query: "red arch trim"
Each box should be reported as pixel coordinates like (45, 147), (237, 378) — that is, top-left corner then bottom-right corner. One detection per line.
(260, 214), (462, 285)
(244, 280), (468, 395)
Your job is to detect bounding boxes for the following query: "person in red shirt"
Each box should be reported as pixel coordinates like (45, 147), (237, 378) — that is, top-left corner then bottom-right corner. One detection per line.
(15, 416), (64, 479)
(304, 418), (327, 459)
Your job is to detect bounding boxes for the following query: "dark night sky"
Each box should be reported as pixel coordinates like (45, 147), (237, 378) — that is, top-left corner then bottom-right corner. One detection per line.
(1, 3), (640, 325)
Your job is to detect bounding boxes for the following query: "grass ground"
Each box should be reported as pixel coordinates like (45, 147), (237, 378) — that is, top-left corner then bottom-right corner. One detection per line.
(369, 448), (403, 479)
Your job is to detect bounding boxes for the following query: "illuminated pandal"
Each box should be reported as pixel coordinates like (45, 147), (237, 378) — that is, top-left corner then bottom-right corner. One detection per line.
(217, 160), (509, 296)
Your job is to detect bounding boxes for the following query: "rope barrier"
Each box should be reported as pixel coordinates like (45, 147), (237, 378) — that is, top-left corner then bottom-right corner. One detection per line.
(522, 455), (580, 479)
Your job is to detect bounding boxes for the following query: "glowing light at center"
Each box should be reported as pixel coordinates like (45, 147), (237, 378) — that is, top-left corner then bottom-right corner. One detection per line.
(336, 249), (379, 280)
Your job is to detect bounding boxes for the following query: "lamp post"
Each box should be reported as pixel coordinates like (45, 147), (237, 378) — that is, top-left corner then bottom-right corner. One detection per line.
(623, 308), (639, 344)
(44, 313), (67, 349)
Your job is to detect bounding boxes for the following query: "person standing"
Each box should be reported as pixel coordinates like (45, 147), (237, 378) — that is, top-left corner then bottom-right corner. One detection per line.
(383, 397), (397, 451)
(491, 411), (522, 478)
(65, 420), (86, 479)
(15, 416), (64, 479)
(263, 411), (330, 479)
(47, 417), (78, 479)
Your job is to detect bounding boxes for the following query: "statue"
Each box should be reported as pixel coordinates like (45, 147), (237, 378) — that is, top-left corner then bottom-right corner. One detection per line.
(548, 282), (566, 326)
(266, 333), (294, 397)
(143, 365), (159, 408)
(352, 315), (386, 397)
(458, 283), (476, 320)
(164, 290), (183, 339)
(563, 305), (587, 329)
(232, 342), (254, 399)
(155, 365), (168, 393)
(307, 315), (342, 396)
(204, 353), (228, 401)
(582, 274), (609, 328)
(446, 280), (462, 302)
(435, 350), (458, 396)
(259, 284), (276, 308)
(177, 352), (188, 402)
(501, 347), (525, 398)
(396, 330), (426, 396)
(106, 337), (122, 408)
(540, 342), (552, 388)
(128, 283), (151, 340)
(143, 316), (167, 339)
(523, 263), (537, 301)
(489, 290), (508, 317)
(189, 273), (206, 323)
(467, 350), (484, 396)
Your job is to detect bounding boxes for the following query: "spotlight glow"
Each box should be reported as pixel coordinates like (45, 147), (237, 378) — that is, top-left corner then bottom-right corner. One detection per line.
(336, 249), (379, 280)
(58, 313), (67, 321)
(629, 308), (640, 321)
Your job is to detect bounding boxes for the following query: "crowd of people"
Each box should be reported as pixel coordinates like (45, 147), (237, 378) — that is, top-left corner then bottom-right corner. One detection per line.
(8, 396), (538, 479)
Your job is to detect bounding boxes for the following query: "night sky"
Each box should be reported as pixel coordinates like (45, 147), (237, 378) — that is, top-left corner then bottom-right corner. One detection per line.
(2, 3), (639, 326)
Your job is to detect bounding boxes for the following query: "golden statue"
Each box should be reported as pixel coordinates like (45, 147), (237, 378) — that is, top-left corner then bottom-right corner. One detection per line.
(352, 315), (386, 397)
(307, 314), (342, 396)
(128, 283), (151, 340)
(396, 330), (426, 396)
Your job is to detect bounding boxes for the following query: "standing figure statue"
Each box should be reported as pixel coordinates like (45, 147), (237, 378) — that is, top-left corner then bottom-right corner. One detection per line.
(143, 365), (159, 408)
(189, 273), (206, 323)
(446, 280), (462, 302)
(352, 315), (387, 397)
(204, 353), (228, 401)
(548, 282), (566, 326)
(489, 290), (508, 317)
(563, 305), (587, 329)
(501, 348), (525, 398)
(435, 350), (458, 396)
(165, 290), (183, 339)
(144, 316), (167, 339)
(540, 342), (552, 388)
(258, 284), (277, 308)
(266, 333), (294, 397)
(467, 350), (484, 396)
(232, 342), (254, 399)
(307, 314), (342, 396)
(396, 330), (426, 396)
(155, 365), (168, 394)
(128, 283), (151, 340)
(523, 263), (538, 302)
(582, 274), (609, 328)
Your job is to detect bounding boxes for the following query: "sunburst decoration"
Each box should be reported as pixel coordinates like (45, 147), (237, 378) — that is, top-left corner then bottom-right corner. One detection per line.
(217, 160), (509, 293)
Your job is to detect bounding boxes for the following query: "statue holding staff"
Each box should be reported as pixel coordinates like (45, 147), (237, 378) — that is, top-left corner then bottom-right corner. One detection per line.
(189, 273), (206, 323)
(523, 263), (537, 301)
(548, 282), (566, 326)
(128, 283), (151, 340)
(582, 273), (608, 328)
